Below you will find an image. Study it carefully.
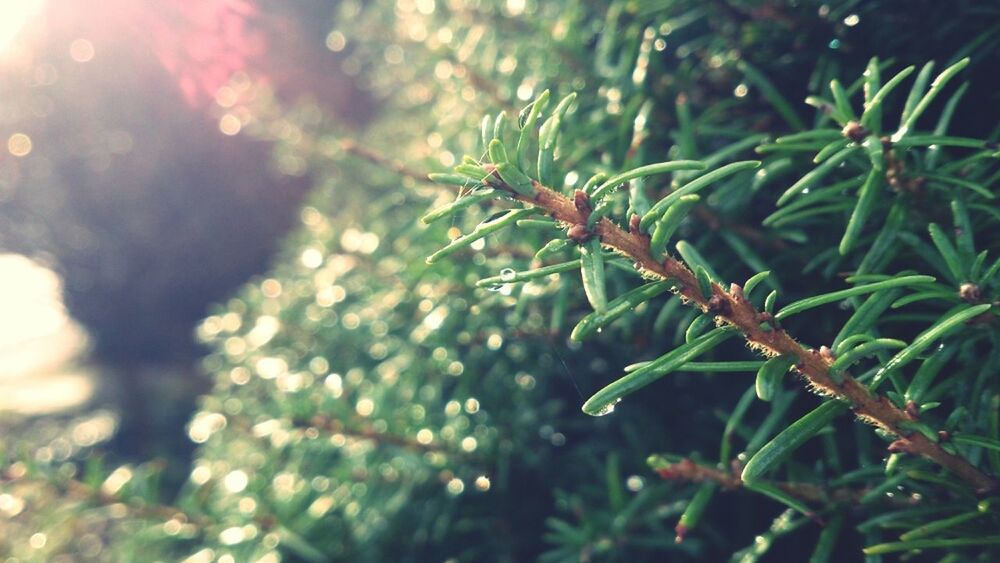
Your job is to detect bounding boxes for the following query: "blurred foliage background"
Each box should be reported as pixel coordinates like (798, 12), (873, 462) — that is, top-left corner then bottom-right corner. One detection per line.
(0, 0), (998, 561)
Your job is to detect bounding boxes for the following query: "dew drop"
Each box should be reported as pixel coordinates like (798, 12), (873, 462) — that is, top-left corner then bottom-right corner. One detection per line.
(499, 268), (517, 282)
(591, 398), (621, 417)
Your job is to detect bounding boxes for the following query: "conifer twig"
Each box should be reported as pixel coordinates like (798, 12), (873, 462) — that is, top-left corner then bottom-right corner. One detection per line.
(654, 458), (895, 507)
(483, 172), (1000, 494)
(339, 139), (429, 184)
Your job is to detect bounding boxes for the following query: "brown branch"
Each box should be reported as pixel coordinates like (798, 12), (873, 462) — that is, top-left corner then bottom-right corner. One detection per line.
(1, 467), (198, 525)
(339, 139), (430, 184)
(654, 458), (885, 507)
(224, 410), (480, 462)
(303, 413), (482, 461)
(486, 173), (999, 494)
(446, 56), (519, 114)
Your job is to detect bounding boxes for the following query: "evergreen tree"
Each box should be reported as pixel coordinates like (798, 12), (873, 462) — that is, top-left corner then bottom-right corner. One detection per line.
(3, 1), (1000, 561)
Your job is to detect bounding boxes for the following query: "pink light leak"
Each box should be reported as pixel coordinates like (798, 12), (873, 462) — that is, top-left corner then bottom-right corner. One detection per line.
(130, 0), (266, 106)
(45, 0), (268, 107)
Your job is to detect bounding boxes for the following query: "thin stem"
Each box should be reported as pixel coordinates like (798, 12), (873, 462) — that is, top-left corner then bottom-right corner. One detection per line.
(339, 139), (429, 184)
(655, 458), (887, 507)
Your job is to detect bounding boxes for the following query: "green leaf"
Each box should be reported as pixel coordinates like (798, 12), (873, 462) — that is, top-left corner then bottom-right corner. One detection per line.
(775, 275), (936, 320)
(839, 168), (882, 255)
(697, 134), (769, 171)
(421, 188), (497, 224)
(764, 289), (778, 314)
(516, 90), (550, 172)
(861, 57), (883, 132)
(591, 160), (705, 201)
(903, 344), (955, 403)
(809, 512), (845, 563)
(895, 58), (970, 140)
(538, 92), (577, 185)
(860, 65), (915, 129)
(741, 401), (848, 483)
(927, 81), (969, 170)
(813, 138), (851, 163)
(805, 94), (852, 124)
(864, 536), (1000, 555)
(534, 238), (571, 260)
(676, 240), (720, 285)
(480, 114), (493, 150)
(684, 313), (714, 343)
(755, 355), (796, 402)
(774, 129), (842, 144)
(649, 195), (700, 259)
(862, 135), (883, 171)
(580, 239), (608, 312)
(744, 271), (773, 300)
(829, 339), (907, 373)
(828, 79), (856, 124)
(721, 385), (758, 463)
(951, 433), (1000, 452)
(581, 328), (734, 416)
(675, 93), (697, 158)
(584, 198), (613, 229)
(516, 218), (559, 229)
(494, 162), (536, 196)
(950, 199), (975, 258)
(969, 250), (990, 281)
(476, 259), (580, 288)
(493, 110), (509, 142)
(641, 161), (760, 230)
(900, 510), (986, 542)
(745, 392), (797, 456)
(571, 281), (672, 341)
(991, 394), (1000, 475)
(860, 472), (910, 504)
(675, 482), (715, 542)
(776, 146), (858, 205)
(683, 361), (764, 372)
(729, 510), (808, 563)
(744, 481), (814, 517)
(488, 138), (509, 165)
(871, 304), (992, 389)
(923, 172), (996, 199)
(857, 202), (906, 275)
(426, 172), (479, 187)
(580, 172), (607, 194)
(982, 255), (1000, 285)
(738, 60), (806, 130)
(626, 361), (764, 373)
(893, 134), (987, 149)
(426, 208), (536, 264)
(928, 223), (966, 282)
(898, 61), (935, 130)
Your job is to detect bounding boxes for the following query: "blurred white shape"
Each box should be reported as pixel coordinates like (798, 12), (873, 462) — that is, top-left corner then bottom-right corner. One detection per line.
(0, 0), (44, 53)
(0, 253), (94, 414)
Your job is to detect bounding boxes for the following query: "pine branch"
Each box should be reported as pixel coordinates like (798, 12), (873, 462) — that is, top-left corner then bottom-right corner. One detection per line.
(339, 139), (430, 184)
(1, 467), (198, 525)
(653, 457), (891, 507)
(226, 411), (483, 462)
(483, 171), (1000, 494)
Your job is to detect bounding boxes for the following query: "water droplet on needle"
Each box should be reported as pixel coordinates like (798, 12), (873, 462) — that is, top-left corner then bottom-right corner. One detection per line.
(592, 398), (621, 417)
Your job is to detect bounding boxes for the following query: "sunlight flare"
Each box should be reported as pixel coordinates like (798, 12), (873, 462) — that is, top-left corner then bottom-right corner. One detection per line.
(0, 0), (44, 53)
